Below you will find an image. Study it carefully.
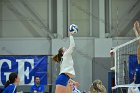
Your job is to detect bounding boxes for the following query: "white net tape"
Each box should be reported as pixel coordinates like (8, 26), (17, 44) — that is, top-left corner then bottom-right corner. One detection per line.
(112, 84), (140, 89)
(112, 36), (140, 89)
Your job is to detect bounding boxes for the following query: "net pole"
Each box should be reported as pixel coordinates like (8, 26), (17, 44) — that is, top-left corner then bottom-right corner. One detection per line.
(114, 49), (117, 86)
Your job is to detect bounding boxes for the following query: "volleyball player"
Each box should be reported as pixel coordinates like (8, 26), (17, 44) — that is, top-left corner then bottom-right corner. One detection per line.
(133, 21), (140, 64)
(3, 72), (20, 93)
(53, 32), (76, 93)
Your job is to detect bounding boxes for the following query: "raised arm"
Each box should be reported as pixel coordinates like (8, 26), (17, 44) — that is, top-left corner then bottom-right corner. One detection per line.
(64, 33), (75, 55)
(135, 21), (140, 32)
(69, 34), (75, 48)
(133, 22), (139, 37)
(133, 21), (140, 37)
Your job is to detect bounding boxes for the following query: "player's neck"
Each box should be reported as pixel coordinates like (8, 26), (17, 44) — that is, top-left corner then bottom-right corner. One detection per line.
(36, 83), (40, 86)
(13, 82), (18, 86)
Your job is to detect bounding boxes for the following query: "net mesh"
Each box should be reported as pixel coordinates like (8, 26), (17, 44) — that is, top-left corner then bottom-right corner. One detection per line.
(112, 37), (140, 89)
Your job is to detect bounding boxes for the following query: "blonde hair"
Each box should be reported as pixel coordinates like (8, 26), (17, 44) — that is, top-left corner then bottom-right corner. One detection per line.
(89, 80), (107, 93)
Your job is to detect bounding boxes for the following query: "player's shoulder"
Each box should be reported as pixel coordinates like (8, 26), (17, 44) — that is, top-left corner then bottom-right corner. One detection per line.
(9, 84), (14, 86)
(4, 84), (15, 92)
(40, 85), (44, 88)
(38, 85), (44, 91)
(31, 84), (36, 88)
(7, 84), (15, 88)
(8, 84), (15, 89)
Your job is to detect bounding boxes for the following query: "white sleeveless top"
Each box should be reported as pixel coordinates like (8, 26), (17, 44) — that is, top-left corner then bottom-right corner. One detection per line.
(60, 36), (75, 78)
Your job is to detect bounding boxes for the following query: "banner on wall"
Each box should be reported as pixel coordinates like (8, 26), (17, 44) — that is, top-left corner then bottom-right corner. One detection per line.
(0, 55), (48, 85)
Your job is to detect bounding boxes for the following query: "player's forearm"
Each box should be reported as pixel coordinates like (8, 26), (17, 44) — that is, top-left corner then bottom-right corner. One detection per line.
(138, 28), (140, 34)
(69, 35), (75, 48)
(133, 28), (139, 37)
(135, 22), (140, 34)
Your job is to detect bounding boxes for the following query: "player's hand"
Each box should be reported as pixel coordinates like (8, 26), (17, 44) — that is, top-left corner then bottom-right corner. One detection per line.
(133, 21), (137, 31)
(69, 32), (74, 36)
(134, 21), (139, 30)
(75, 82), (80, 87)
(135, 21), (139, 27)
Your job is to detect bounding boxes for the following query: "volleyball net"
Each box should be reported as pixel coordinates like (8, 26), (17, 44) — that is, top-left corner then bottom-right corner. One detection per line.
(111, 36), (140, 89)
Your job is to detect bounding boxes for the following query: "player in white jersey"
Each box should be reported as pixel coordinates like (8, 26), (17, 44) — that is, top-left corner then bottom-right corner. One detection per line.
(53, 33), (75, 93)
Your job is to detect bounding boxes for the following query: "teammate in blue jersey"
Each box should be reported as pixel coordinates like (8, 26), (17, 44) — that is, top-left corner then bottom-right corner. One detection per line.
(30, 76), (44, 93)
(3, 72), (20, 93)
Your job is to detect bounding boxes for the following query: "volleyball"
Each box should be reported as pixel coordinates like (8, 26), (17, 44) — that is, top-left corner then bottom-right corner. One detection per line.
(69, 24), (78, 34)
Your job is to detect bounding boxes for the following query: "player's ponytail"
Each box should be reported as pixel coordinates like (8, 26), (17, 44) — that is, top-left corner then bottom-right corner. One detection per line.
(53, 54), (59, 63)
(4, 80), (11, 88)
(53, 47), (63, 63)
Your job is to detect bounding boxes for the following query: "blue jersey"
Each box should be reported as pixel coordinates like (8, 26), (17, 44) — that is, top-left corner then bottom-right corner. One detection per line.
(30, 84), (44, 93)
(3, 84), (16, 93)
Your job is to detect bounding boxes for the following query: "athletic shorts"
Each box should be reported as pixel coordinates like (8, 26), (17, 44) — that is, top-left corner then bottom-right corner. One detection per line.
(56, 73), (70, 86)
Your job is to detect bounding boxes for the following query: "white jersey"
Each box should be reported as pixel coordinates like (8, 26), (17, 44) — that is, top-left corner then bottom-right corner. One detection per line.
(128, 82), (140, 93)
(60, 36), (75, 78)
